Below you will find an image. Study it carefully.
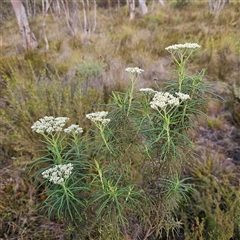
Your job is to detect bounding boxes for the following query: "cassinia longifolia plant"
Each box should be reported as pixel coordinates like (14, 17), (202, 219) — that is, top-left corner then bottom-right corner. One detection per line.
(31, 43), (210, 239)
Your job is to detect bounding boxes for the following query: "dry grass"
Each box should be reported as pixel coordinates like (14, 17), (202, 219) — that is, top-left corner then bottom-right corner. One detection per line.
(1, 2), (240, 239)
(1, 3), (239, 84)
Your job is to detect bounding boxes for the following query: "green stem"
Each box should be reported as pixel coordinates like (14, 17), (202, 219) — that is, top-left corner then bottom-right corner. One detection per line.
(43, 133), (63, 164)
(126, 77), (135, 117)
(163, 110), (171, 152)
(178, 65), (185, 92)
(172, 50), (194, 92)
(182, 104), (187, 126)
(94, 160), (105, 190)
(99, 125), (115, 156)
(62, 182), (69, 198)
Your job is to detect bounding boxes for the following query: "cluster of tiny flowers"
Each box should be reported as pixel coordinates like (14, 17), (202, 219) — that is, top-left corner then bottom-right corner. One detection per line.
(64, 124), (83, 134)
(139, 88), (158, 94)
(165, 43), (201, 51)
(150, 92), (180, 110)
(42, 163), (73, 184)
(86, 111), (111, 126)
(175, 92), (190, 100)
(125, 67), (144, 75)
(31, 116), (69, 134)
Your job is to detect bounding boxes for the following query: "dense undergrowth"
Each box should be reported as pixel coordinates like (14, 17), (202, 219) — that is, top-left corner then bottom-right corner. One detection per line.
(0, 2), (240, 240)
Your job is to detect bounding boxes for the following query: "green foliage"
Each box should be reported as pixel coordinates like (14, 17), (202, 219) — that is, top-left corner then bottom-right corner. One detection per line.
(0, 60), (103, 159)
(206, 116), (224, 130)
(162, 174), (195, 206)
(75, 58), (106, 94)
(145, 13), (164, 25)
(88, 160), (143, 239)
(76, 58), (105, 80)
(180, 153), (240, 240)
(24, 50), (47, 71)
(28, 44), (215, 239)
(30, 118), (90, 223)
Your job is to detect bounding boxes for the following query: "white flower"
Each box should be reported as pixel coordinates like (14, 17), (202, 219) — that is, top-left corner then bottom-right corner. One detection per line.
(150, 92), (180, 110)
(31, 116), (69, 134)
(64, 124), (83, 134)
(86, 111), (111, 126)
(165, 43), (201, 51)
(150, 101), (167, 110)
(125, 67), (144, 75)
(100, 119), (111, 125)
(175, 92), (190, 100)
(42, 163), (73, 185)
(168, 97), (180, 106)
(139, 88), (157, 94)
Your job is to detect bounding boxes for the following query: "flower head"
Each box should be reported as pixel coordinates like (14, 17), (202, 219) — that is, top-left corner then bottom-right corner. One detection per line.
(139, 88), (158, 94)
(175, 92), (190, 100)
(165, 43), (201, 51)
(86, 111), (111, 126)
(42, 163), (73, 185)
(150, 92), (180, 110)
(64, 124), (83, 134)
(31, 116), (69, 134)
(125, 67), (144, 75)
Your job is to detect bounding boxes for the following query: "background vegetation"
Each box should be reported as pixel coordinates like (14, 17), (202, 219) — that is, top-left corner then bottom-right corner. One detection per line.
(0, 1), (240, 239)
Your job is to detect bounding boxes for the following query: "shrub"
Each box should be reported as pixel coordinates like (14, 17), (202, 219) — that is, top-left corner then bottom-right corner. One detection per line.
(180, 152), (240, 240)
(75, 58), (106, 94)
(30, 43), (212, 239)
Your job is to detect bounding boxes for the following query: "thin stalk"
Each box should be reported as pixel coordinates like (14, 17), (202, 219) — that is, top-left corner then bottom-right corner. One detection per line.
(99, 125), (114, 156)
(172, 49), (195, 91)
(126, 77), (135, 117)
(62, 182), (69, 199)
(94, 160), (105, 190)
(43, 133), (64, 164)
(164, 114), (171, 152)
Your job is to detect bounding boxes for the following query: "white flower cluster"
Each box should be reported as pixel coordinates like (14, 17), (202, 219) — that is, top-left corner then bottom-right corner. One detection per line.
(64, 124), (83, 134)
(139, 88), (158, 94)
(150, 91), (191, 110)
(175, 92), (190, 100)
(31, 116), (69, 134)
(86, 111), (111, 126)
(125, 67), (144, 75)
(42, 163), (73, 184)
(150, 92), (180, 110)
(165, 43), (201, 51)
